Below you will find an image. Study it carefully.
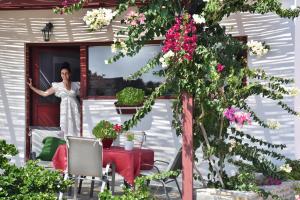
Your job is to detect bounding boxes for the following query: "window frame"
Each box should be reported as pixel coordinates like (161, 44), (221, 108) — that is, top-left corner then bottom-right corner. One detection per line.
(83, 40), (175, 100)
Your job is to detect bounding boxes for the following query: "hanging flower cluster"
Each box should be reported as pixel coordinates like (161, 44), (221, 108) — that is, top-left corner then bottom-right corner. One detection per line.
(247, 40), (270, 57)
(83, 8), (115, 30)
(224, 107), (251, 127)
(124, 11), (146, 26)
(111, 39), (128, 55)
(162, 14), (197, 63)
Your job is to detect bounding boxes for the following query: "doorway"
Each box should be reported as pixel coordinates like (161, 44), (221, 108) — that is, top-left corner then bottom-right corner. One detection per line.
(26, 45), (81, 159)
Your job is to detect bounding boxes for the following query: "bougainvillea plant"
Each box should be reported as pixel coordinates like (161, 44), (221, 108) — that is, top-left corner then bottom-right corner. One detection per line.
(55, 0), (300, 194)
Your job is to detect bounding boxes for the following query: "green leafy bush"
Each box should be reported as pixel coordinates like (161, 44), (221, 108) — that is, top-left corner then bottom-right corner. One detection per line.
(99, 171), (179, 200)
(0, 139), (72, 200)
(116, 87), (145, 106)
(93, 120), (121, 139)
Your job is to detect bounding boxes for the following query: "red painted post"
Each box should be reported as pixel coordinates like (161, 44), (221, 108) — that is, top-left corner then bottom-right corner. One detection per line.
(182, 92), (194, 200)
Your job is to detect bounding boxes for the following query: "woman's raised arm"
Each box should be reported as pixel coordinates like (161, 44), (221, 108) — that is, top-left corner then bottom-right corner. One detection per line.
(27, 78), (55, 97)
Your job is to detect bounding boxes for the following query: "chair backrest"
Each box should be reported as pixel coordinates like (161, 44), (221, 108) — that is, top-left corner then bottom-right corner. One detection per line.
(66, 136), (103, 177)
(132, 131), (146, 148)
(30, 127), (63, 156)
(166, 147), (182, 172)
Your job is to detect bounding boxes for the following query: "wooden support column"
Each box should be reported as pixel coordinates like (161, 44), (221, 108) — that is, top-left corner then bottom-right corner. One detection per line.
(182, 92), (194, 200)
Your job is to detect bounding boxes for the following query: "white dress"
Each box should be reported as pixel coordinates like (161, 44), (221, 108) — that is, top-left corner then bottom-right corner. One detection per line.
(52, 82), (80, 136)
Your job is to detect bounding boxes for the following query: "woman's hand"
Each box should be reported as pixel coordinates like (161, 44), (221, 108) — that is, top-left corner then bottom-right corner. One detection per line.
(27, 78), (33, 89)
(26, 79), (54, 97)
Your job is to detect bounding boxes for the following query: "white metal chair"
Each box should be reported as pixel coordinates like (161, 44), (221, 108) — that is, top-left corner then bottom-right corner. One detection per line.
(140, 147), (182, 200)
(132, 131), (146, 148)
(59, 136), (113, 200)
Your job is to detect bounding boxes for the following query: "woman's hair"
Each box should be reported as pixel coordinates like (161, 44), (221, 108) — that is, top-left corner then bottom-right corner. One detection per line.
(60, 62), (71, 73)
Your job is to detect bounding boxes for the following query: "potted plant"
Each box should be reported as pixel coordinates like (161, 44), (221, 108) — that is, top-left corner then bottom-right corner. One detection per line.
(92, 120), (122, 148)
(124, 132), (134, 151)
(114, 87), (145, 114)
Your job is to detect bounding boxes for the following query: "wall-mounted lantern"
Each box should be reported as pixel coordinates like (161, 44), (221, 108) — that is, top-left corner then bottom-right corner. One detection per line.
(41, 22), (53, 42)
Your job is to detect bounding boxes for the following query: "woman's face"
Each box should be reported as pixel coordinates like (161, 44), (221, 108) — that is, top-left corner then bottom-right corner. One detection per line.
(61, 69), (71, 81)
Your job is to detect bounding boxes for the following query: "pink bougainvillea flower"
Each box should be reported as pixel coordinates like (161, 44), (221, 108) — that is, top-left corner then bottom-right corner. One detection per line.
(224, 107), (236, 122)
(139, 13), (146, 24)
(217, 63), (225, 73)
(224, 107), (251, 127)
(162, 15), (197, 62)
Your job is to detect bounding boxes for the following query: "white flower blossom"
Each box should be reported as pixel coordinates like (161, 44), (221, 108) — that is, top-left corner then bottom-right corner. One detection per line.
(247, 40), (269, 57)
(120, 41), (128, 54)
(83, 8), (115, 31)
(279, 164), (292, 173)
(193, 14), (206, 24)
(267, 119), (281, 129)
(289, 87), (300, 96)
(159, 50), (175, 69)
(111, 44), (117, 53)
(228, 139), (237, 152)
(104, 60), (109, 64)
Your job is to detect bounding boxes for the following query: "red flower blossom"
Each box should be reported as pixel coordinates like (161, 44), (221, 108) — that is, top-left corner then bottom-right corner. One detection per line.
(217, 63), (225, 73)
(113, 124), (122, 133)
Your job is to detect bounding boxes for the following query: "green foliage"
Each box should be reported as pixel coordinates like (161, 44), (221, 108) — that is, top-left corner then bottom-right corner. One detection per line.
(279, 159), (300, 180)
(92, 120), (119, 139)
(0, 140), (71, 200)
(116, 87), (145, 106)
(99, 171), (179, 200)
(125, 132), (135, 141)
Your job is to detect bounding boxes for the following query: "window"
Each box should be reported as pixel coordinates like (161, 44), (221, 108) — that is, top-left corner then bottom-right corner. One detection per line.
(88, 44), (164, 96)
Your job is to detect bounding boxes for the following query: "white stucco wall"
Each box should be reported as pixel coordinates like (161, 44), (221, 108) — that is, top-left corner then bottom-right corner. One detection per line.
(221, 9), (296, 161)
(294, 0), (300, 159)
(0, 1), (298, 167)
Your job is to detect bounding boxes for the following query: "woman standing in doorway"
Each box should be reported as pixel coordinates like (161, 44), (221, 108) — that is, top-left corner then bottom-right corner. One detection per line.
(27, 62), (80, 136)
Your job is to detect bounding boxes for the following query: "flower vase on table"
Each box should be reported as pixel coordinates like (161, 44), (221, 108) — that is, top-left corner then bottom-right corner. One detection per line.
(93, 120), (122, 149)
(124, 132), (134, 151)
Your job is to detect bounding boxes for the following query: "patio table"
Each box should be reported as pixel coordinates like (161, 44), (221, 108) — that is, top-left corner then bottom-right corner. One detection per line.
(52, 144), (154, 185)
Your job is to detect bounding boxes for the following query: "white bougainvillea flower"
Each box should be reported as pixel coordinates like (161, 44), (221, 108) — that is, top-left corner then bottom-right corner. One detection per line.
(247, 40), (269, 57)
(228, 139), (237, 152)
(192, 14), (206, 24)
(289, 87), (300, 96)
(267, 119), (281, 129)
(83, 8), (115, 31)
(159, 50), (175, 69)
(279, 164), (292, 173)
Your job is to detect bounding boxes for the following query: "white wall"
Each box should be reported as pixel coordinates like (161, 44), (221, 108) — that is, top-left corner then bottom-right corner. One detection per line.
(0, 1), (298, 167)
(294, 0), (300, 159)
(221, 11), (296, 161)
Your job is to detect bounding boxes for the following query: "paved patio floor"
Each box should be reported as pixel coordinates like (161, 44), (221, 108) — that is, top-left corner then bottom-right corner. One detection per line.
(64, 174), (181, 200)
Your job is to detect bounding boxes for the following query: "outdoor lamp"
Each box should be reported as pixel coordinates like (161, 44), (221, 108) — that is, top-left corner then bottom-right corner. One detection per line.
(41, 22), (53, 42)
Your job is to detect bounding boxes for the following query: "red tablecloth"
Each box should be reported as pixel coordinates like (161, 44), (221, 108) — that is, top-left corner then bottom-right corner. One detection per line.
(52, 144), (154, 185)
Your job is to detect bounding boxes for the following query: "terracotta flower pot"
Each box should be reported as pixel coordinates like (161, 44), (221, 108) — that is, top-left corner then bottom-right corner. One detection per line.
(101, 138), (114, 149)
